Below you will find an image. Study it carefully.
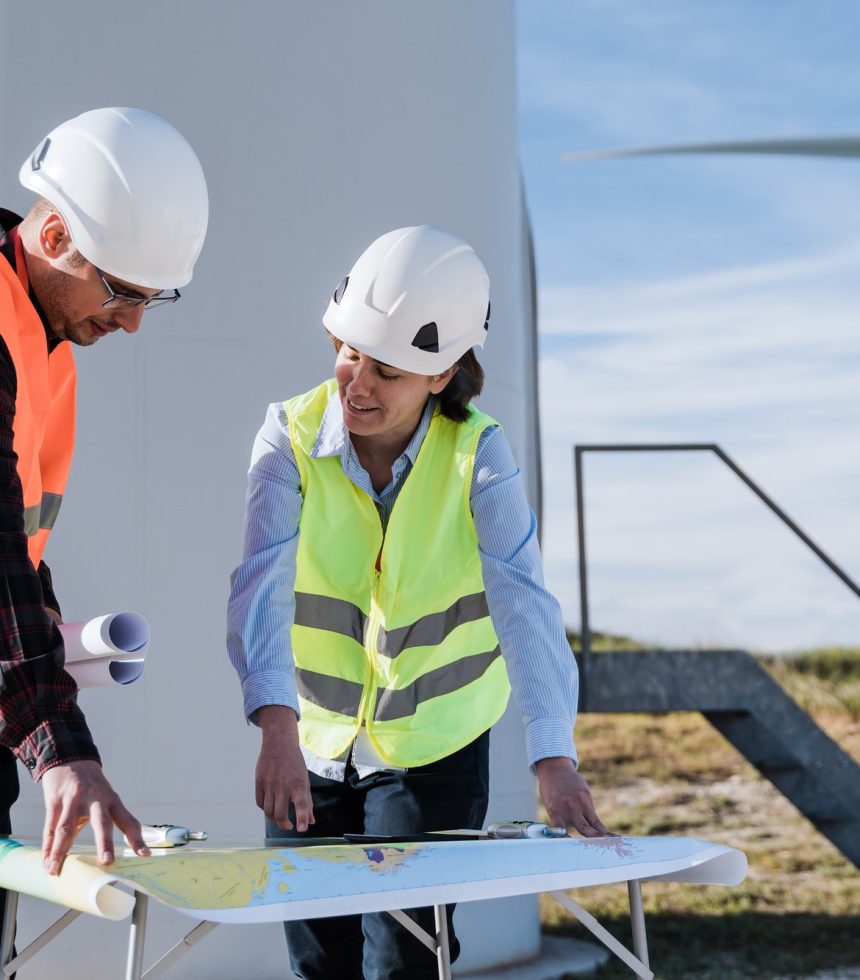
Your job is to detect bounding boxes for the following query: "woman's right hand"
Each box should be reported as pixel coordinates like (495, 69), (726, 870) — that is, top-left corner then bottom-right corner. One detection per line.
(255, 705), (315, 832)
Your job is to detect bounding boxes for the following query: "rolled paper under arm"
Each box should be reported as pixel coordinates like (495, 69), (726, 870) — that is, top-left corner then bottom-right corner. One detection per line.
(64, 657), (146, 688)
(58, 612), (150, 688)
(59, 612), (150, 664)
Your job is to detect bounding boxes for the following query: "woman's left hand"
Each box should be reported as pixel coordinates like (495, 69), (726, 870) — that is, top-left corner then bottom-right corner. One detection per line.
(534, 756), (611, 837)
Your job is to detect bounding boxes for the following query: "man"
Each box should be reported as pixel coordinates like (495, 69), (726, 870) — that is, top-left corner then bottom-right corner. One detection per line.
(0, 107), (208, 878)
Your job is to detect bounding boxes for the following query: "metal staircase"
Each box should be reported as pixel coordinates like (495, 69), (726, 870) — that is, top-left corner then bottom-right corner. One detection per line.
(577, 648), (860, 866)
(574, 443), (860, 867)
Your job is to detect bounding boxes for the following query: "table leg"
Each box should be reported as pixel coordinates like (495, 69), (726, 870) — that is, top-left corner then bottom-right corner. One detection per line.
(0, 890), (17, 976)
(125, 893), (149, 980)
(627, 880), (650, 971)
(433, 904), (452, 980)
(550, 890), (653, 980)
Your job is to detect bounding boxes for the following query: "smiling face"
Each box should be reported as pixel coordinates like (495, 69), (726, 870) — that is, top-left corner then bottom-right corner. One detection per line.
(334, 341), (455, 450)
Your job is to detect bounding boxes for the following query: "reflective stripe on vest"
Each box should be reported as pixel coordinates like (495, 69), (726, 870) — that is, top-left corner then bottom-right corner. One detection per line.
(296, 644), (503, 722)
(294, 592), (366, 644)
(23, 492), (64, 536)
(0, 229), (75, 566)
(377, 591), (490, 658)
(286, 379), (511, 768)
(374, 646), (502, 722)
(293, 589), (489, 659)
(296, 667), (364, 717)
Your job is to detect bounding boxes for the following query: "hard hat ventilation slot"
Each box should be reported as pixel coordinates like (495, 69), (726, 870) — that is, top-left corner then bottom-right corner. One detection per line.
(333, 276), (349, 305)
(484, 302), (491, 331)
(411, 322), (439, 353)
(31, 138), (51, 172)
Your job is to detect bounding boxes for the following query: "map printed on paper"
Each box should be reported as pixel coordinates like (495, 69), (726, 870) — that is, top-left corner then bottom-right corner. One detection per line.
(0, 836), (747, 924)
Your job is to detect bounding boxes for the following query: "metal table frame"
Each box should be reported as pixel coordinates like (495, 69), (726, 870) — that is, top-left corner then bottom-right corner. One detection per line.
(0, 877), (655, 980)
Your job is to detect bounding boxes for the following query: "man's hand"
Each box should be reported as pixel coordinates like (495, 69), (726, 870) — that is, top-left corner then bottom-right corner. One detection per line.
(535, 756), (610, 838)
(40, 760), (149, 875)
(255, 705), (314, 833)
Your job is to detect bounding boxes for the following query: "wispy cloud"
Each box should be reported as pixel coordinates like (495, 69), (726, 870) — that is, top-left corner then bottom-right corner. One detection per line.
(518, 0), (860, 652)
(519, 1), (860, 143)
(535, 254), (860, 651)
(521, 53), (729, 145)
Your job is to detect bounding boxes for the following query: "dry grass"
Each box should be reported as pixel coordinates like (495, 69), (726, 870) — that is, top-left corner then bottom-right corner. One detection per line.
(540, 649), (860, 979)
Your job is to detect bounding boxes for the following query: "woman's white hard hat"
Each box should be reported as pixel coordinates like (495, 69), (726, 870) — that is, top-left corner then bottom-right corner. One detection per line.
(19, 107), (209, 289)
(323, 225), (490, 375)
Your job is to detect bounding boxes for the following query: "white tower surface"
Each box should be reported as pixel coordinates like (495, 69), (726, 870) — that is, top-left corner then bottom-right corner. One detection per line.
(1, 2), (545, 976)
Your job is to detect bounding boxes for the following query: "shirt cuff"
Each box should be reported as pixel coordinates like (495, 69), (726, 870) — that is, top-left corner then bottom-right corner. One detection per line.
(525, 717), (578, 770)
(242, 670), (300, 724)
(14, 719), (101, 782)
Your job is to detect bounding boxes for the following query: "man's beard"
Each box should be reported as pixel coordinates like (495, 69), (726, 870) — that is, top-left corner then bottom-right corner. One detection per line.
(36, 264), (109, 346)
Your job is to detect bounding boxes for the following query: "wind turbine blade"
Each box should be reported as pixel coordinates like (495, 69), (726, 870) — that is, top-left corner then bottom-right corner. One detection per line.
(564, 136), (860, 162)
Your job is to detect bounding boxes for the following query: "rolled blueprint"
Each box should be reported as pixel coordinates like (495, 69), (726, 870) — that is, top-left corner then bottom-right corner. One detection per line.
(0, 840), (134, 919)
(58, 612), (150, 688)
(65, 658), (146, 689)
(59, 612), (149, 664)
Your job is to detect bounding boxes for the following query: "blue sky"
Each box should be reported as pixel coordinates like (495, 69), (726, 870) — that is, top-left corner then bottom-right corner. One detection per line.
(517, 1), (860, 651)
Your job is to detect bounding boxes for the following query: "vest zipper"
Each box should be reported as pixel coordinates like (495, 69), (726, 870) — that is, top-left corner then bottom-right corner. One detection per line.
(355, 503), (386, 751)
(356, 561), (383, 733)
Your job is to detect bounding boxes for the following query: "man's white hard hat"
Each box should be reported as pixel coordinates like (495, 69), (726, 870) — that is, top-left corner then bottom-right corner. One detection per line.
(323, 225), (490, 375)
(20, 107), (209, 289)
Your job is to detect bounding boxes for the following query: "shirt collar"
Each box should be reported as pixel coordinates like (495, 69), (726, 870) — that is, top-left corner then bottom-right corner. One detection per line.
(0, 209), (22, 269)
(0, 209), (64, 353)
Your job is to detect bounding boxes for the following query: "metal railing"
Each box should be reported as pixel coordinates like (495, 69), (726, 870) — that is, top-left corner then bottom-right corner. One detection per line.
(574, 442), (860, 699)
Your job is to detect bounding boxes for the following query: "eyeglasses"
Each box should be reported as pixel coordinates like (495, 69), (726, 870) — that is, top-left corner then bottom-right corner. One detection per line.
(95, 267), (180, 310)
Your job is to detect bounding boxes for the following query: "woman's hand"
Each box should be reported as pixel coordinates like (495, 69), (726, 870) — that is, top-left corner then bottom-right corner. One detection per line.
(255, 705), (315, 832)
(534, 756), (610, 837)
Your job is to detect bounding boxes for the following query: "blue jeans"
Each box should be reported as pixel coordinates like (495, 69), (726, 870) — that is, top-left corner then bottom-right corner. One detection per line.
(266, 732), (490, 980)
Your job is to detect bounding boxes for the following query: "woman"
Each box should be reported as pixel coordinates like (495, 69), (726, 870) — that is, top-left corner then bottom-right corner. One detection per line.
(227, 225), (607, 980)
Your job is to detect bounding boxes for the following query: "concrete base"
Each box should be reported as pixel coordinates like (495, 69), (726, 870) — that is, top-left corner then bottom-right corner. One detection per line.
(455, 936), (610, 979)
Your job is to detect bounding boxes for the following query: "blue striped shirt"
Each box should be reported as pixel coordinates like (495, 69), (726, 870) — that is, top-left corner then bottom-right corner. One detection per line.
(227, 389), (578, 772)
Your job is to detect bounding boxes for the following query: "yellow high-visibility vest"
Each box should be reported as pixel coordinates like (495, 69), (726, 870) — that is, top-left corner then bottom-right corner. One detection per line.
(285, 379), (510, 767)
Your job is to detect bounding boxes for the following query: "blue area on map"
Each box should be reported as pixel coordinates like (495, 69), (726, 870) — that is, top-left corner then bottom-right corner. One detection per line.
(241, 838), (714, 909)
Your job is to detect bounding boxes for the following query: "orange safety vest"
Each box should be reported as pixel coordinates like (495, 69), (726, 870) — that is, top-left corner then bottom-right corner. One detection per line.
(0, 227), (75, 566)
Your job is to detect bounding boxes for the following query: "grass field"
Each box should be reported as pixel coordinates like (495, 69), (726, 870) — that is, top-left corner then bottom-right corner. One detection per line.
(540, 645), (860, 979)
